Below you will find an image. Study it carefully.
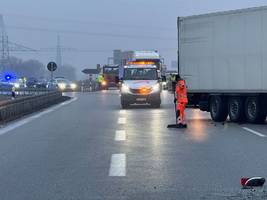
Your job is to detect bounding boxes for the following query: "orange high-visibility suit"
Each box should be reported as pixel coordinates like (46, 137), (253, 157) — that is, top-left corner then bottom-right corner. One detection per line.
(176, 79), (188, 124)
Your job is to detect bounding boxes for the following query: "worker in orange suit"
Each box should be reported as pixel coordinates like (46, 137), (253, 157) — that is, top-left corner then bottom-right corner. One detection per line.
(174, 75), (188, 128)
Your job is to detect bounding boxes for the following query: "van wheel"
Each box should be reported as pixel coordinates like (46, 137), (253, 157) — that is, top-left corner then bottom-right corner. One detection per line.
(121, 100), (129, 109)
(151, 101), (161, 108)
(210, 96), (228, 122)
(245, 97), (266, 124)
(228, 97), (245, 122)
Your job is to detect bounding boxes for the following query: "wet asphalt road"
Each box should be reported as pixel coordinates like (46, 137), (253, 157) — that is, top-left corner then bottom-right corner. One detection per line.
(0, 90), (267, 199)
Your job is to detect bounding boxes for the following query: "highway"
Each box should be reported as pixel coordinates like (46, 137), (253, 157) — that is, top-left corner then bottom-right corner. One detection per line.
(0, 90), (267, 199)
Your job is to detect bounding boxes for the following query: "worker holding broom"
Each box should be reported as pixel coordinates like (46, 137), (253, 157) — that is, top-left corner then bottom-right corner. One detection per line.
(167, 75), (188, 129)
(174, 75), (188, 128)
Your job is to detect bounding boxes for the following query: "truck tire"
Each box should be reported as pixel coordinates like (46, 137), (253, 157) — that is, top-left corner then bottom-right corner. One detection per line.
(228, 97), (245, 122)
(210, 96), (228, 122)
(245, 97), (266, 124)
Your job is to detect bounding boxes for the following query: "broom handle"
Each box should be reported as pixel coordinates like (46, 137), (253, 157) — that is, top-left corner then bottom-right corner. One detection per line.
(173, 84), (177, 124)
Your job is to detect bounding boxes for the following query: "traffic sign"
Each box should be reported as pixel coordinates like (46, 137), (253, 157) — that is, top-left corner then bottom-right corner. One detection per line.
(47, 62), (57, 72)
(82, 68), (100, 74)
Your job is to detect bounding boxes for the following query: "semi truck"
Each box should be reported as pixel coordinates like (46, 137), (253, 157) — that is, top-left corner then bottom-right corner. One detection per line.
(178, 6), (267, 123)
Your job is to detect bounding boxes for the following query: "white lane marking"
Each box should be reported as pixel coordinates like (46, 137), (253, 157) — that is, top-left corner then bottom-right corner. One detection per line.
(0, 97), (78, 136)
(242, 127), (266, 138)
(119, 110), (126, 114)
(109, 154), (126, 176)
(31, 108), (55, 119)
(118, 117), (126, 124)
(115, 130), (126, 141)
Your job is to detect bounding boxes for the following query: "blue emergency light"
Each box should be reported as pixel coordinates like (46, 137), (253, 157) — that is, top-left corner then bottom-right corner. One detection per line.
(5, 74), (12, 81)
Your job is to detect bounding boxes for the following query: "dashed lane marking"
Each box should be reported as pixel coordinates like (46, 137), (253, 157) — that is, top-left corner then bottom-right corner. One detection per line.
(109, 154), (126, 176)
(119, 110), (126, 114)
(242, 127), (266, 138)
(115, 130), (126, 141)
(118, 117), (126, 124)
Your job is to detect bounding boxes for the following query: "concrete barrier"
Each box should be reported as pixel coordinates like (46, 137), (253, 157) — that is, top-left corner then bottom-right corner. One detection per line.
(0, 91), (68, 122)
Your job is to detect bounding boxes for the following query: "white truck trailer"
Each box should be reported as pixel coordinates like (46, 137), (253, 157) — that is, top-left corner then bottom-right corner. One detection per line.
(178, 6), (267, 123)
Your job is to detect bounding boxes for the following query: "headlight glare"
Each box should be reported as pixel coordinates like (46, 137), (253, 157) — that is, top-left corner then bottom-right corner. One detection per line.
(14, 83), (20, 88)
(70, 83), (77, 89)
(152, 83), (160, 92)
(58, 83), (66, 90)
(121, 84), (130, 93)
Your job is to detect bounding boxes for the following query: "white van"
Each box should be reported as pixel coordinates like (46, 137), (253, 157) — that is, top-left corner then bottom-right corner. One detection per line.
(120, 64), (161, 108)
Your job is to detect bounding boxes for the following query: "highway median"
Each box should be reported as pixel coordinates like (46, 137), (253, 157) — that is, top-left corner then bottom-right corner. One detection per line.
(0, 91), (70, 123)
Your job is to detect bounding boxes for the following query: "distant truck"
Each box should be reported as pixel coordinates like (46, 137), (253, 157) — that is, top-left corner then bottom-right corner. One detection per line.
(178, 6), (267, 123)
(100, 65), (119, 90)
(119, 50), (164, 79)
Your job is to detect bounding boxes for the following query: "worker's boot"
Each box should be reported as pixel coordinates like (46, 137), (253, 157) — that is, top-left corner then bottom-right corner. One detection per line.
(177, 123), (184, 128)
(182, 124), (187, 128)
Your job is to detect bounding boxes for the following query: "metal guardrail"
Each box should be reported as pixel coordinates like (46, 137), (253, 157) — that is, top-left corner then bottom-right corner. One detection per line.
(0, 90), (64, 122)
(0, 88), (57, 96)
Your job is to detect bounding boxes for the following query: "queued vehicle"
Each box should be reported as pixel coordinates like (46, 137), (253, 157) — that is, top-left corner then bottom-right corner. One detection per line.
(0, 81), (13, 90)
(100, 65), (119, 90)
(26, 77), (47, 89)
(47, 78), (77, 91)
(26, 77), (38, 88)
(35, 79), (48, 89)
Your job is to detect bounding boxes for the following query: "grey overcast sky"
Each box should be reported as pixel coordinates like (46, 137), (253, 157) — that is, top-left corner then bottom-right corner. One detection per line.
(1, 0), (267, 78)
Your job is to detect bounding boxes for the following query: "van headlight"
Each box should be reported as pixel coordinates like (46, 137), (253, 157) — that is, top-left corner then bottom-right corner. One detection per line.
(14, 83), (20, 88)
(121, 84), (130, 93)
(70, 83), (77, 89)
(58, 83), (66, 90)
(152, 83), (160, 92)
(101, 81), (107, 86)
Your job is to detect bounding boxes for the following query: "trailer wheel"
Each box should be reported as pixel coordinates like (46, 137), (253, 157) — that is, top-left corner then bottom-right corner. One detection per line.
(210, 96), (228, 122)
(245, 97), (266, 124)
(228, 97), (245, 122)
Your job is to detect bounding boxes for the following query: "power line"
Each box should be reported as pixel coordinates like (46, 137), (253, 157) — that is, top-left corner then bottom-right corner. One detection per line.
(11, 48), (177, 54)
(6, 25), (176, 41)
(8, 41), (37, 52)
(0, 15), (37, 72)
(4, 13), (175, 32)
